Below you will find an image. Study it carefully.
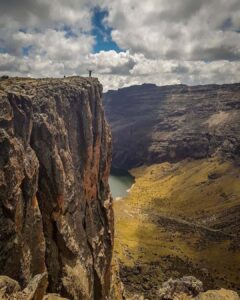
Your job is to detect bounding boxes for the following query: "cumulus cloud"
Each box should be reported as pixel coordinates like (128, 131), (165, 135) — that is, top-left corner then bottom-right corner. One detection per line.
(88, 50), (137, 75)
(98, 56), (240, 91)
(0, 0), (239, 91)
(104, 0), (240, 61)
(0, 0), (97, 30)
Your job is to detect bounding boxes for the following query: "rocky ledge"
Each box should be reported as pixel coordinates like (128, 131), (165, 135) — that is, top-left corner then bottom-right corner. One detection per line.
(104, 83), (240, 169)
(0, 77), (113, 299)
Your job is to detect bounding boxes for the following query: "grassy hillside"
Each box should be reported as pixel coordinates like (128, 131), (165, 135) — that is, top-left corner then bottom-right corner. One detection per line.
(113, 157), (240, 299)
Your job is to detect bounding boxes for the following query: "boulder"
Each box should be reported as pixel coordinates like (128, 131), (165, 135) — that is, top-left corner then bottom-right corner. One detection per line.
(196, 289), (240, 300)
(159, 276), (203, 299)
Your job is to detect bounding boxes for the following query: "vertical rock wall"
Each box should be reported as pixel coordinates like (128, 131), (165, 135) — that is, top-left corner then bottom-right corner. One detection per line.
(0, 77), (113, 300)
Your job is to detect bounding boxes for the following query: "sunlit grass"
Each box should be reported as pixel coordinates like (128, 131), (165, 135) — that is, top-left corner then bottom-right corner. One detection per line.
(114, 157), (240, 295)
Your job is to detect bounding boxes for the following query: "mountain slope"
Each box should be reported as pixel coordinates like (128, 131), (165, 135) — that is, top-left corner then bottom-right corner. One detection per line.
(104, 83), (240, 169)
(104, 82), (240, 298)
(114, 158), (240, 298)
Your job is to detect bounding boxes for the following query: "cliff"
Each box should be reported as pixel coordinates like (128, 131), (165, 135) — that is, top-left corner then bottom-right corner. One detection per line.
(0, 77), (113, 299)
(104, 83), (240, 169)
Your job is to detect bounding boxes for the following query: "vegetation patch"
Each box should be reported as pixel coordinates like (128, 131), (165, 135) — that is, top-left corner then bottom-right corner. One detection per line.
(113, 157), (240, 299)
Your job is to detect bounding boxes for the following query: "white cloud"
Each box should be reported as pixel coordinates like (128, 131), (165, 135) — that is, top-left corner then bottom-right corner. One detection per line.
(0, 0), (98, 31)
(98, 54), (240, 91)
(0, 0), (240, 91)
(87, 50), (137, 74)
(103, 0), (240, 61)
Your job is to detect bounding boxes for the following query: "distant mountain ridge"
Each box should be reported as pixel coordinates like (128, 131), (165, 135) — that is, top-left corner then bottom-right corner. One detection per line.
(104, 82), (240, 170)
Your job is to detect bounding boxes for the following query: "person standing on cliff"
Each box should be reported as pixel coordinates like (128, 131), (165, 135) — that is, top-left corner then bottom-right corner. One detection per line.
(88, 70), (92, 77)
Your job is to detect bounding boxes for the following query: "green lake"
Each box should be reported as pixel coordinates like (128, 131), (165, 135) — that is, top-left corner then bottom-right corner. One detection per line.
(109, 172), (134, 199)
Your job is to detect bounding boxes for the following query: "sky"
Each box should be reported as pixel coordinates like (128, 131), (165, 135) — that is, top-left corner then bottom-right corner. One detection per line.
(0, 0), (240, 91)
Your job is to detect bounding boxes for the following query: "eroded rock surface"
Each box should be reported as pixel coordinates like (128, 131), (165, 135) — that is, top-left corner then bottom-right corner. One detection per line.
(158, 276), (203, 299)
(0, 77), (113, 299)
(196, 289), (240, 300)
(104, 83), (240, 169)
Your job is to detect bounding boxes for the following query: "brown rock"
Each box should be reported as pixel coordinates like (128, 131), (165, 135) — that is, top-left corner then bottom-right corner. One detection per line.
(0, 77), (113, 299)
(158, 276), (203, 299)
(195, 288), (240, 300)
(21, 273), (48, 300)
(43, 293), (69, 299)
(104, 83), (240, 169)
(0, 273), (47, 300)
(0, 275), (21, 296)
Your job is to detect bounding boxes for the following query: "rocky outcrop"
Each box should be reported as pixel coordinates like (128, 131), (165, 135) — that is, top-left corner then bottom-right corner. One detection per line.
(158, 277), (240, 300)
(196, 289), (240, 300)
(0, 77), (113, 299)
(0, 273), (70, 299)
(158, 276), (203, 299)
(0, 276), (21, 296)
(104, 83), (240, 169)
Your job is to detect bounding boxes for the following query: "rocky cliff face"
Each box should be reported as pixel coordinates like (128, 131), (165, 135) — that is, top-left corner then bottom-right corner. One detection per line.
(104, 83), (240, 169)
(0, 77), (113, 299)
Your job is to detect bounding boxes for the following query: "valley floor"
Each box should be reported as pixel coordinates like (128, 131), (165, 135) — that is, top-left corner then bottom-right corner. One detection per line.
(113, 157), (240, 299)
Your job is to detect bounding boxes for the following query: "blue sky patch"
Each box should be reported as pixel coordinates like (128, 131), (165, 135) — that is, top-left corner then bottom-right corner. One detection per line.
(92, 8), (123, 53)
(62, 25), (78, 38)
(22, 45), (32, 56)
(0, 47), (6, 53)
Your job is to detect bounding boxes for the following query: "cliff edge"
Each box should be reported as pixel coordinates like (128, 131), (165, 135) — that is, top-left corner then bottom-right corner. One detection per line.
(0, 77), (113, 299)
